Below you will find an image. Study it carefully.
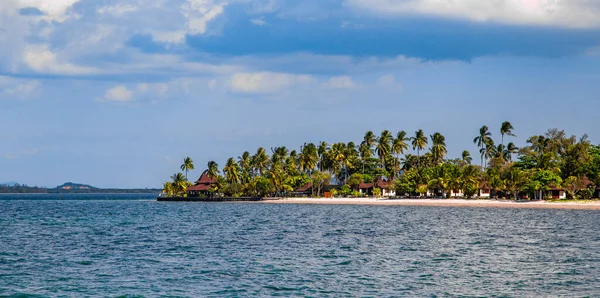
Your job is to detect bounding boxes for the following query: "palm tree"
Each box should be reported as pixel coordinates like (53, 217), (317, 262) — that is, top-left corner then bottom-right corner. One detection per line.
(162, 181), (175, 197)
(411, 129), (428, 169)
(392, 130), (409, 178)
(223, 158), (240, 184)
(170, 172), (188, 195)
(180, 157), (194, 179)
(362, 131), (377, 150)
(506, 142), (519, 162)
(430, 132), (447, 164)
(299, 143), (318, 174)
(318, 141), (328, 171)
(500, 121), (516, 148)
(376, 130), (393, 168)
(330, 142), (347, 182)
(462, 150), (472, 165)
(359, 143), (371, 174)
(474, 125), (492, 168)
(207, 160), (220, 181)
(252, 147), (269, 176)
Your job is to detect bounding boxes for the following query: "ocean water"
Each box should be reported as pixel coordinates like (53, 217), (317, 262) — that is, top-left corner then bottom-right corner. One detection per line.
(2, 194), (600, 297)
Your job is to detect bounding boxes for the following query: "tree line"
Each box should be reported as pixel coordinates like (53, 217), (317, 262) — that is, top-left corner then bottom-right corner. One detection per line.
(163, 122), (600, 200)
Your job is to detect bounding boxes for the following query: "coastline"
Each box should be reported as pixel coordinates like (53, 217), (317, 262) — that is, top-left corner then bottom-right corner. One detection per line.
(263, 198), (600, 210)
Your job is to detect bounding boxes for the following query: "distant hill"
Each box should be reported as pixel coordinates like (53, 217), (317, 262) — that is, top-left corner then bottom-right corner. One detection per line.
(0, 182), (160, 194)
(54, 182), (98, 191)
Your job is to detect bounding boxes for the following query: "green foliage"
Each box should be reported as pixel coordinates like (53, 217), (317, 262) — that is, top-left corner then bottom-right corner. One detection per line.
(394, 168), (419, 195)
(166, 125), (600, 201)
(373, 188), (382, 197)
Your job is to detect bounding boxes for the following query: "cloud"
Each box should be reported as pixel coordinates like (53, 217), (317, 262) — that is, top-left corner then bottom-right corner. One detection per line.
(103, 85), (133, 102)
(97, 4), (138, 16)
(251, 18), (267, 26)
(23, 45), (98, 75)
(184, 0), (226, 35)
(323, 76), (356, 89)
(345, 0), (600, 29)
(14, 0), (81, 22)
(229, 72), (316, 94)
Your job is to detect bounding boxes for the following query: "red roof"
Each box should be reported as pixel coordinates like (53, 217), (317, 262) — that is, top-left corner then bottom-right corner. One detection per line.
(295, 183), (313, 192)
(194, 171), (215, 185)
(187, 184), (212, 191)
(358, 182), (373, 189)
(359, 178), (393, 189)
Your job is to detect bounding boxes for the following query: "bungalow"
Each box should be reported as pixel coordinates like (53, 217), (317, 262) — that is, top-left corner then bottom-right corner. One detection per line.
(359, 178), (396, 197)
(449, 189), (464, 198)
(595, 187), (600, 199)
(294, 182), (313, 197)
(478, 182), (491, 198)
(549, 186), (567, 199)
(187, 171), (217, 197)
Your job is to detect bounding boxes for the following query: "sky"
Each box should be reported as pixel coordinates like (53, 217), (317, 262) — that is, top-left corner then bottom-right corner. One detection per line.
(1, 0), (599, 188)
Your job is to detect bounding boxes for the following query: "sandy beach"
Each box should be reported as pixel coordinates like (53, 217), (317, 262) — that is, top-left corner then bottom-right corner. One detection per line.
(264, 198), (600, 210)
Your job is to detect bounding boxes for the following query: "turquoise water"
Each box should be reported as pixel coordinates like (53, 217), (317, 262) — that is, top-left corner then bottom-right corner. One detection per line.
(1, 194), (600, 296)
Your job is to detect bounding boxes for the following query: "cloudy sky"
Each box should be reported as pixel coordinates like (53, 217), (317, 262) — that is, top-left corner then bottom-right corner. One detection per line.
(1, 0), (599, 188)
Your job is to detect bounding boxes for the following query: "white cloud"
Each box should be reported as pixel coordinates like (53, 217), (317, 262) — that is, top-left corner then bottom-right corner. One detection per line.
(151, 30), (187, 44)
(230, 72), (316, 94)
(15, 0), (81, 22)
(323, 76), (356, 89)
(251, 18), (267, 26)
(97, 4), (138, 16)
(23, 45), (97, 75)
(184, 0), (226, 35)
(345, 0), (600, 28)
(103, 85), (133, 102)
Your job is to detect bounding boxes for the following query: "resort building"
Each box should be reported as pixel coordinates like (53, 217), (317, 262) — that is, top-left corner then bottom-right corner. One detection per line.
(549, 187), (567, 200)
(478, 182), (492, 198)
(359, 178), (396, 197)
(187, 171), (217, 197)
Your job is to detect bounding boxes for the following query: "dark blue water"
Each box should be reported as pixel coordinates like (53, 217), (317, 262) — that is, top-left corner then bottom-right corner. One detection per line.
(2, 194), (600, 297)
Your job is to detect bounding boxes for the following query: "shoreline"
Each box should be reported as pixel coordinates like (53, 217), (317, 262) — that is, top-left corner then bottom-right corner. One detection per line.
(263, 198), (600, 210)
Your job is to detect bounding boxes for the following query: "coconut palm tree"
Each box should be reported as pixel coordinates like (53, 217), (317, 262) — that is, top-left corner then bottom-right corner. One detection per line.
(238, 151), (251, 177)
(223, 158), (240, 184)
(362, 131), (377, 150)
(252, 147), (270, 176)
(207, 161), (220, 181)
(392, 130), (410, 178)
(359, 143), (371, 174)
(170, 172), (188, 195)
(299, 143), (318, 174)
(162, 181), (175, 197)
(180, 157), (194, 179)
(474, 125), (492, 168)
(430, 132), (447, 164)
(376, 130), (393, 168)
(318, 141), (328, 171)
(330, 142), (347, 182)
(506, 142), (519, 162)
(462, 150), (472, 165)
(501, 121), (516, 148)
(411, 129), (428, 169)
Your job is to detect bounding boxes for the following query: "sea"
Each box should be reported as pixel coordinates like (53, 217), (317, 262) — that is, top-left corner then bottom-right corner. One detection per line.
(1, 194), (600, 297)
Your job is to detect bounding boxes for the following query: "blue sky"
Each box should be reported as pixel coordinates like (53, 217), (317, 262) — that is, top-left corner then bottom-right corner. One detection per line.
(1, 0), (600, 188)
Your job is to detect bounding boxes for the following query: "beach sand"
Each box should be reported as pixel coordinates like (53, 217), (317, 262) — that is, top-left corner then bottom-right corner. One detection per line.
(264, 198), (600, 210)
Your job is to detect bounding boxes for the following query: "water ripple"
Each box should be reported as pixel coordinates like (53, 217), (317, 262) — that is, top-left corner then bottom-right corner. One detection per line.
(1, 195), (600, 296)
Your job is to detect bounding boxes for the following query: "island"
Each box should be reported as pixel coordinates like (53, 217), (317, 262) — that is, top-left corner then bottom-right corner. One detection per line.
(159, 121), (600, 204)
